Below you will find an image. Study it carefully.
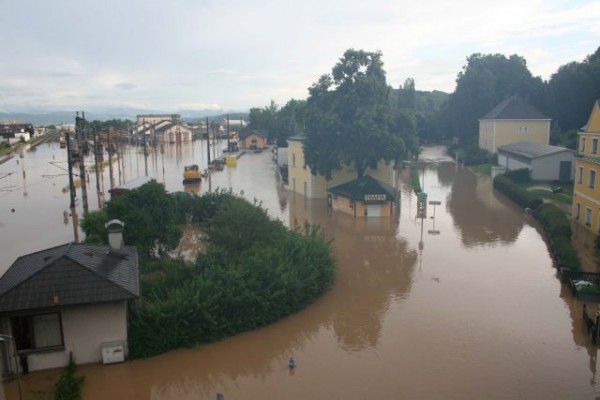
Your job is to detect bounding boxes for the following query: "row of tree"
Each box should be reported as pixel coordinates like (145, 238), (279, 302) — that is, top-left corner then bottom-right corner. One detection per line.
(248, 46), (600, 169)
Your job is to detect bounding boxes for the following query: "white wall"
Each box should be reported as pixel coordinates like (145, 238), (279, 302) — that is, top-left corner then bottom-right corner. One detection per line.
(5, 301), (128, 372)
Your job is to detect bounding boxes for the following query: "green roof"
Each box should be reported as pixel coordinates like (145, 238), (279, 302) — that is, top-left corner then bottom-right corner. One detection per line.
(327, 175), (396, 202)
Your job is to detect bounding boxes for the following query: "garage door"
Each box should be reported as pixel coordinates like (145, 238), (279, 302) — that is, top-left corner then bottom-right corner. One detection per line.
(366, 204), (381, 217)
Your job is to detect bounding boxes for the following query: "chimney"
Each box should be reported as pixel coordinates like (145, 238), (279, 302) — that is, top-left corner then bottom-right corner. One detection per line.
(105, 219), (125, 254)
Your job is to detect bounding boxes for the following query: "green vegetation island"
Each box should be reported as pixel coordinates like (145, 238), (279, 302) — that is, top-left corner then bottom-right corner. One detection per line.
(81, 181), (336, 358)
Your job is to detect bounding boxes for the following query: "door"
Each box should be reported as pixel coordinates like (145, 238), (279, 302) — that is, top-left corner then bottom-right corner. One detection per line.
(559, 161), (571, 182)
(366, 204), (381, 217)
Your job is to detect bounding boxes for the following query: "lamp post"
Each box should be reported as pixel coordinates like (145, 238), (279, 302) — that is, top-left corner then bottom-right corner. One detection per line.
(0, 334), (22, 400)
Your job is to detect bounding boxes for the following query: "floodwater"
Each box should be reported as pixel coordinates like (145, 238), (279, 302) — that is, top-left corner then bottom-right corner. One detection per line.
(1, 143), (600, 399)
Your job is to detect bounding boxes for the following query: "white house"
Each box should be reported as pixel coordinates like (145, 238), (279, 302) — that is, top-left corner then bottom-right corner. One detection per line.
(497, 141), (575, 182)
(0, 224), (139, 374)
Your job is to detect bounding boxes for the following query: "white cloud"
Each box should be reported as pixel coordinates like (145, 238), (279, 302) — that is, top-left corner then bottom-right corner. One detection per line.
(1, 0), (598, 112)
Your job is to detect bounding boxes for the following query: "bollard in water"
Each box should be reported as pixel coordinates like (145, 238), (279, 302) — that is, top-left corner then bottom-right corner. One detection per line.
(288, 355), (296, 369)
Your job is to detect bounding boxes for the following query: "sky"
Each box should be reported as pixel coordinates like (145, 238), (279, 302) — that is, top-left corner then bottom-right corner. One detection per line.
(1, 0), (599, 114)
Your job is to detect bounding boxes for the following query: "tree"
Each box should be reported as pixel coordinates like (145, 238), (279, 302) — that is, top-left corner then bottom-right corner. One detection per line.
(104, 180), (181, 256)
(548, 46), (600, 132)
(304, 49), (407, 179)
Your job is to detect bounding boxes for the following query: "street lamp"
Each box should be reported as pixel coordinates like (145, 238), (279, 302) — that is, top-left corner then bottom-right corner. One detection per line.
(0, 334), (22, 400)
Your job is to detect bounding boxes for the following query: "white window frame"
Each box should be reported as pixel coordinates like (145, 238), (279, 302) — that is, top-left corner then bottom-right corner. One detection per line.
(594, 138), (599, 154)
(589, 169), (597, 189)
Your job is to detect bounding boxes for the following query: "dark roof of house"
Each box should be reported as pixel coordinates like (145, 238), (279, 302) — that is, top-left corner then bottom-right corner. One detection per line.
(481, 96), (550, 120)
(497, 141), (574, 159)
(0, 242), (139, 312)
(327, 175), (396, 201)
(239, 130), (267, 140)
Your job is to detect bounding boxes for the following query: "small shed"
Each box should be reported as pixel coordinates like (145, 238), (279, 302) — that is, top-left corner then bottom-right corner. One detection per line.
(497, 141), (575, 182)
(327, 175), (397, 218)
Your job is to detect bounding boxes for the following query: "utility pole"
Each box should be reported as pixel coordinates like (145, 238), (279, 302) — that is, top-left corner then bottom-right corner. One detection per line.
(143, 120), (148, 176)
(227, 114), (230, 152)
(65, 130), (79, 242)
(206, 117), (212, 193)
(76, 112), (89, 215)
(107, 127), (114, 190)
(92, 128), (103, 208)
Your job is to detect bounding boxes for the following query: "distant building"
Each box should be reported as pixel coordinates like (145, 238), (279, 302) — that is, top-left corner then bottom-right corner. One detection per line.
(0, 123), (34, 143)
(136, 114), (179, 125)
(572, 100), (600, 231)
(479, 96), (551, 154)
(239, 131), (268, 150)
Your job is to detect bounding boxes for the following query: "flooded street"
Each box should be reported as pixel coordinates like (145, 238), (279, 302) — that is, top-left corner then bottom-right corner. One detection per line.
(2, 143), (600, 399)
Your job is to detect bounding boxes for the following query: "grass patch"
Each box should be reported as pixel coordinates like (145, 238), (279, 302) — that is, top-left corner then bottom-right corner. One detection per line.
(470, 163), (491, 175)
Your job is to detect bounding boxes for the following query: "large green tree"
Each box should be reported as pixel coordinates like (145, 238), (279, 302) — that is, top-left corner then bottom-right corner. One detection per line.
(304, 49), (407, 179)
(442, 53), (545, 144)
(547, 46), (600, 132)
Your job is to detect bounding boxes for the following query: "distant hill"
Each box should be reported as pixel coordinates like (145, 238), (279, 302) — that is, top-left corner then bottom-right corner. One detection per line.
(0, 108), (245, 126)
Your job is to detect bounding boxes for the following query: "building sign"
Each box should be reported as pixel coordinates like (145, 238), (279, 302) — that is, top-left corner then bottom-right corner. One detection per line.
(364, 194), (386, 201)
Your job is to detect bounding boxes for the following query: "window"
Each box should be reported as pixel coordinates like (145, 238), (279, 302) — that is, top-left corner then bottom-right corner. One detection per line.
(292, 153), (296, 168)
(578, 167), (584, 184)
(11, 313), (64, 351)
(575, 203), (581, 220)
(586, 208), (593, 226)
(580, 137), (586, 153)
(590, 169), (596, 189)
(593, 138), (599, 154)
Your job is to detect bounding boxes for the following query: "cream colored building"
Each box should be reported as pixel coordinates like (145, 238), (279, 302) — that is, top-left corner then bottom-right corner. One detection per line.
(479, 96), (551, 154)
(572, 101), (600, 232)
(287, 135), (397, 199)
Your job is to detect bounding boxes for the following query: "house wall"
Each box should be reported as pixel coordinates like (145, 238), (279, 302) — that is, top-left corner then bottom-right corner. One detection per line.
(330, 196), (392, 218)
(480, 119), (550, 153)
(573, 102), (600, 232)
(497, 152), (531, 171)
(479, 120), (495, 153)
(287, 139), (397, 199)
(530, 153), (574, 181)
(3, 301), (128, 372)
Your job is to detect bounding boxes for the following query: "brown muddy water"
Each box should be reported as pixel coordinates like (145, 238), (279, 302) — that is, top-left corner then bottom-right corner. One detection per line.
(1, 143), (600, 399)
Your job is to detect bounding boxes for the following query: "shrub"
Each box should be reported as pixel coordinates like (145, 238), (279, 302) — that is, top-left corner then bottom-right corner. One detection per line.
(493, 175), (542, 210)
(54, 360), (84, 400)
(504, 168), (531, 183)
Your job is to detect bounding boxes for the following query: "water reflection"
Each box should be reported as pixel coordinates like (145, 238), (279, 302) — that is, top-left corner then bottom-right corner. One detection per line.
(4, 144), (600, 399)
(447, 164), (524, 246)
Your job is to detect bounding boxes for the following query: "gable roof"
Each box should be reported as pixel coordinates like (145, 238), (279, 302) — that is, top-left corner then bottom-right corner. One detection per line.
(497, 141), (574, 160)
(239, 130), (267, 140)
(327, 175), (396, 201)
(0, 243), (139, 312)
(481, 96), (550, 120)
(585, 100), (600, 133)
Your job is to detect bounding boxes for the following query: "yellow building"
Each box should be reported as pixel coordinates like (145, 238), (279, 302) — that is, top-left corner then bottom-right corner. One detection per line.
(573, 101), (600, 231)
(239, 131), (268, 150)
(479, 96), (551, 154)
(287, 135), (397, 199)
